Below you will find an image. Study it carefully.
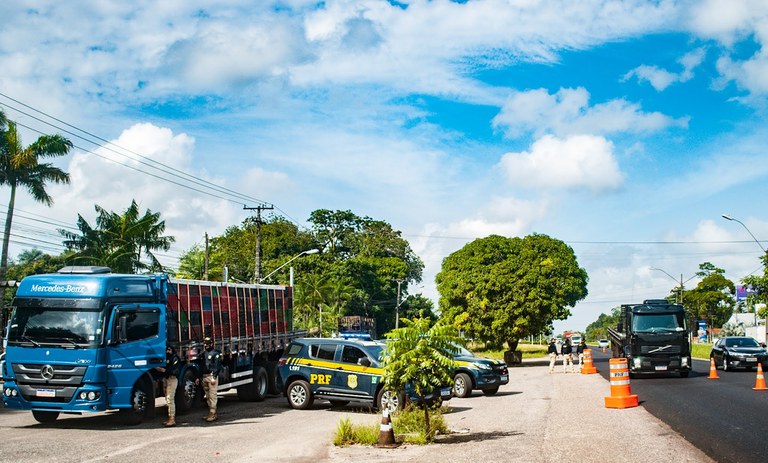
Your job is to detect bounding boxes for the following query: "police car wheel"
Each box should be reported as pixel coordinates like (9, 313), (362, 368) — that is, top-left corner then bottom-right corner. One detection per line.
(453, 373), (472, 398)
(482, 386), (499, 396)
(376, 388), (404, 412)
(287, 380), (313, 410)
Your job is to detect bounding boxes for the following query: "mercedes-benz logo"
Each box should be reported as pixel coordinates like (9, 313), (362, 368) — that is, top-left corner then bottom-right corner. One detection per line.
(41, 364), (55, 380)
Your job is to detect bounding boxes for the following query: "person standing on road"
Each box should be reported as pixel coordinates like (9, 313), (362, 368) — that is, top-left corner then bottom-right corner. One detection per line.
(197, 337), (222, 422)
(577, 339), (587, 367)
(548, 338), (558, 373)
(156, 345), (182, 427)
(562, 338), (574, 373)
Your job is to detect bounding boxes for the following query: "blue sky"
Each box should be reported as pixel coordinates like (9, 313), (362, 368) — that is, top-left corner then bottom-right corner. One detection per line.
(2, 0), (768, 334)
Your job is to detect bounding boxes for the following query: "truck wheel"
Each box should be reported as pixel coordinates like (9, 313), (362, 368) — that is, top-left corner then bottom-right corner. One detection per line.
(121, 380), (152, 425)
(175, 368), (201, 413)
(32, 410), (59, 423)
(286, 380), (313, 410)
(482, 386), (499, 396)
(453, 373), (473, 398)
(266, 361), (280, 395)
(680, 371), (690, 378)
(237, 366), (268, 402)
(376, 388), (405, 413)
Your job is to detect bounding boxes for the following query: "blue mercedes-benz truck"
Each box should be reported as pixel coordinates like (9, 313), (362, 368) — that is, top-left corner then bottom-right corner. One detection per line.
(1, 266), (302, 424)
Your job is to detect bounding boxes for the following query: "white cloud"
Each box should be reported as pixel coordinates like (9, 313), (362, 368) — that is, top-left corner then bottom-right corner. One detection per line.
(492, 87), (687, 138)
(623, 48), (707, 91)
(498, 134), (623, 192)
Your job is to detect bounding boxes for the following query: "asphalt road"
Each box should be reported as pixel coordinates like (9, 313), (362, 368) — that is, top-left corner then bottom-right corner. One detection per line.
(1, 358), (713, 463)
(590, 348), (767, 463)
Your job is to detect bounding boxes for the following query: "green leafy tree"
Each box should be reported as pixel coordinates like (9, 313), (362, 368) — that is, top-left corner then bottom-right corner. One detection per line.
(436, 234), (588, 352)
(60, 200), (174, 273)
(683, 262), (735, 329)
(382, 317), (461, 441)
(585, 307), (621, 341)
(741, 253), (768, 319)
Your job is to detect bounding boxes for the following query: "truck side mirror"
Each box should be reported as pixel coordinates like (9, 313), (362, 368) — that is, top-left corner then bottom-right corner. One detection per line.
(110, 314), (128, 345)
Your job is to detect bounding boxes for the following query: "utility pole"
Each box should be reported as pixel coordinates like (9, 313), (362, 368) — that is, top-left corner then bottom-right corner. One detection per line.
(204, 232), (209, 281)
(244, 204), (273, 283)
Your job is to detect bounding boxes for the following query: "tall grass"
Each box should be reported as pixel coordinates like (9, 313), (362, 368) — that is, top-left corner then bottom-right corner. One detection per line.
(333, 407), (450, 446)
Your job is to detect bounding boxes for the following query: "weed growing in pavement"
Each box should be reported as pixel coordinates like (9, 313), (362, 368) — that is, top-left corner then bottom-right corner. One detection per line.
(332, 407), (450, 446)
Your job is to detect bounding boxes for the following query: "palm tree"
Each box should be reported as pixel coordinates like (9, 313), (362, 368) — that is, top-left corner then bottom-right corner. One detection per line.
(0, 110), (72, 333)
(60, 200), (174, 273)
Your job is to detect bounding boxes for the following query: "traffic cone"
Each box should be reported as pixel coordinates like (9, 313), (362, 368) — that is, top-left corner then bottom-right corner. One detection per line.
(376, 407), (399, 448)
(604, 358), (638, 409)
(753, 363), (768, 391)
(580, 349), (598, 374)
(707, 358), (719, 379)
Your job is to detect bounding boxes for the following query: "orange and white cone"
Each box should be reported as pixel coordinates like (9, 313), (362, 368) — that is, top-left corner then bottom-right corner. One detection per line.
(604, 358), (638, 409)
(707, 358), (719, 379)
(753, 363), (768, 391)
(580, 349), (598, 374)
(376, 408), (399, 448)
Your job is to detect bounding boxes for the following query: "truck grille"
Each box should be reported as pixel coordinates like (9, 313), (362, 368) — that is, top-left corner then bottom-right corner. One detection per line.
(11, 363), (86, 402)
(640, 345), (682, 355)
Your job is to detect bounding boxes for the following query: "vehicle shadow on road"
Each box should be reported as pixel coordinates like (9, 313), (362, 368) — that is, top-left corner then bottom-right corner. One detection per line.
(435, 430), (523, 444)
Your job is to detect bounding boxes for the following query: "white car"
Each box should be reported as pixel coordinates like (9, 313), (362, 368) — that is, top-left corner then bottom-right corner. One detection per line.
(598, 339), (609, 348)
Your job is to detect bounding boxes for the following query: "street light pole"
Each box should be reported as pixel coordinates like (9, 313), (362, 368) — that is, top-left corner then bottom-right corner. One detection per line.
(260, 249), (320, 283)
(722, 214), (768, 342)
(650, 268), (696, 304)
(395, 279), (404, 329)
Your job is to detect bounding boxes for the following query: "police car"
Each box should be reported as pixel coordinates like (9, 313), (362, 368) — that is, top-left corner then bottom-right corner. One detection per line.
(452, 344), (509, 398)
(277, 338), (453, 411)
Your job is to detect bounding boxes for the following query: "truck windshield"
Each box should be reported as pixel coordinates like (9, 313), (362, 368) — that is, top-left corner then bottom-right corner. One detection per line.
(7, 304), (105, 348)
(632, 313), (685, 333)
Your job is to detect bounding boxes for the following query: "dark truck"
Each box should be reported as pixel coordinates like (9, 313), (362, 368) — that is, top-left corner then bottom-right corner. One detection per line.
(607, 299), (691, 378)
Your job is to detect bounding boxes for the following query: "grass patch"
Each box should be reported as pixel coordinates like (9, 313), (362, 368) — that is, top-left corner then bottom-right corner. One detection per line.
(470, 343), (549, 360)
(332, 406), (450, 447)
(691, 343), (712, 359)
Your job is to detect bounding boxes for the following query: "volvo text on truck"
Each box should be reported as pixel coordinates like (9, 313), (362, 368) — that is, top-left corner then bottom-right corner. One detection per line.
(1, 266), (304, 424)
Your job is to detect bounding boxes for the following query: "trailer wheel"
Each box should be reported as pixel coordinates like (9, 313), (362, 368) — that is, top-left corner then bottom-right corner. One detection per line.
(266, 361), (280, 395)
(175, 368), (201, 413)
(286, 380), (313, 410)
(121, 379), (153, 425)
(237, 366), (268, 402)
(32, 410), (60, 423)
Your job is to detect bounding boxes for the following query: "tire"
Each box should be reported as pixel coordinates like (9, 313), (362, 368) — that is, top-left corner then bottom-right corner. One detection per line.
(482, 386), (500, 396)
(746, 366), (754, 371)
(712, 355), (719, 370)
(453, 372), (473, 398)
(376, 388), (405, 413)
(723, 356), (729, 371)
(286, 380), (313, 410)
(32, 410), (59, 423)
(266, 361), (280, 396)
(328, 400), (350, 407)
(175, 368), (201, 413)
(121, 379), (153, 425)
(680, 371), (690, 378)
(237, 366), (268, 402)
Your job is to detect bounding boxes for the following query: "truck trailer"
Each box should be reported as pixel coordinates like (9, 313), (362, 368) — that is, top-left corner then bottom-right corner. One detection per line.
(1, 266), (304, 424)
(607, 299), (691, 377)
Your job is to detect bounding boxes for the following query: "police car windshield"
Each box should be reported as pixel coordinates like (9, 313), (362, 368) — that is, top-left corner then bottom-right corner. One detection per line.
(8, 305), (104, 348)
(452, 344), (474, 357)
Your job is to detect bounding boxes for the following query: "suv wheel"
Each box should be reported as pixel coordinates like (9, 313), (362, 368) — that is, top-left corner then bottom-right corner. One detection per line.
(287, 380), (313, 410)
(453, 373), (472, 398)
(376, 388), (404, 413)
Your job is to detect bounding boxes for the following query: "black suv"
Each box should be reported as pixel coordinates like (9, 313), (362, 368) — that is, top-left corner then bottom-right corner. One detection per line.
(277, 338), (453, 411)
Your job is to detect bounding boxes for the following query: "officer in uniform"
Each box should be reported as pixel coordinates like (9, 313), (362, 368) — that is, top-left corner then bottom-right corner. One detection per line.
(198, 337), (222, 422)
(156, 345), (182, 427)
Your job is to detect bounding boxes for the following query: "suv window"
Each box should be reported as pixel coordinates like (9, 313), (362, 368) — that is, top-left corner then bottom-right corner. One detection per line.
(341, 345), (367, 364)
(310, 343), (336, 360)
